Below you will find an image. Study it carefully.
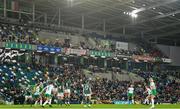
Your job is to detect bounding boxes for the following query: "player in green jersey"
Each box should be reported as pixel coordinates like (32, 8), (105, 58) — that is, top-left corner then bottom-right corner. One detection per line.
(24, 85), (33, 106)
(64, 79), (71, 106)
(57, 80), (64, 106)
(33, 82), (43, 106)
(83, 80), (92, 107)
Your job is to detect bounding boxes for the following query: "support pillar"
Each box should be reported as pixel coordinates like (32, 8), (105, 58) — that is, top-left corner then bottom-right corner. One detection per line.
(174, 40), (177, 46)
(32, 0), (35, 23)
(123, 27), (126, 35)
(141, 31), (144, 39)
(103, 19), (106, 37)
(19, 12), (21, 19)
(44, 13), (47, 25)
(3, 0), (7, 18)
(58, 8), (61, 27)
(155, 37), (158, 44)
(82, 14), (84, 30)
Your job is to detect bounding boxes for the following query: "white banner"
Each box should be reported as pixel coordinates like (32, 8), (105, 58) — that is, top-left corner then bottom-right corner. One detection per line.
(65, 48), (86, 56)
(116, 42), (128, 50)
(116, 54), (131, 58)
(162, 58), (172, 63)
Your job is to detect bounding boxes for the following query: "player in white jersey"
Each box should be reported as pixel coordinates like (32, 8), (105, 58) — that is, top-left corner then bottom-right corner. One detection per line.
(143, 86), (151, 105)
(149, 78), (157, 109)
(42, 82), (54, 107)
(127, 85), (134, 104)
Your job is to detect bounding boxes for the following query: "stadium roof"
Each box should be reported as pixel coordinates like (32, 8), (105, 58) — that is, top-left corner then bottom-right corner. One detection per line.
(10, 0), (180, 45)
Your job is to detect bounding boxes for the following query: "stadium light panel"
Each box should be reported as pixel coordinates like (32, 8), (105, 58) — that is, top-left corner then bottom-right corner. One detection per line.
(131, 9), (140, 14)
(130, 12), (138, 18)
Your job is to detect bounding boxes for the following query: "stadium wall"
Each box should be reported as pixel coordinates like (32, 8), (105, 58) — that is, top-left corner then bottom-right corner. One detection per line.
(157, 44), (180, 66)
(128, 43), (138, 51)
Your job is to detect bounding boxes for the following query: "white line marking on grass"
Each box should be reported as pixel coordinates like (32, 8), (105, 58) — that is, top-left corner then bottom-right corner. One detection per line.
(3, 107), (179, 109)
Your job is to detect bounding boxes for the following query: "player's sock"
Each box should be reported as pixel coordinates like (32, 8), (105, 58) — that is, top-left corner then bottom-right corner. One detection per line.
(30, 99), (33, 107)
(67, 98), (70, 105)
(87, 99), (91, 107)
(43, 100), (49, 106)
(84, 99), (87, 105)
(144, 99), (146, 104)
(49, 99), (52, 107)
(147, 99), (149, 104)
(40, 99), (43, 105)
(132, 99), (134, 104)
(65, 97), (68, 105)
(63, 99), (65, 105)
(83, 98), (87, 107)
(35, 100), (38, 105)
(58, 99), (60, 105)
(151, 99), (154, 108)
(58, 99), (63, 106)
(88, 98), (91, 104)
(24, 98), (27, 105)
(49, 99), (52, 105)
(60, 99), (63, 106)
(144, 99), (148, 104)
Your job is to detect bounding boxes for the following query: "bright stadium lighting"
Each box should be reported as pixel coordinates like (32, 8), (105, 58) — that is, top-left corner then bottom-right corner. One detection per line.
(130, 10), (138, 18)
(131, 10), (139, 14)
(132, 13), (138, 18)
(130, 12), (138, 18)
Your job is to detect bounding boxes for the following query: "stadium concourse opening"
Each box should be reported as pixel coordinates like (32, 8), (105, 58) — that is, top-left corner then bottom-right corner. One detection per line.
(0, 0), (180, 109)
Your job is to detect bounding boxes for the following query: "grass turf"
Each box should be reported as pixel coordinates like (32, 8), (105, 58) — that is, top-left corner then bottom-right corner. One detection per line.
(0, 104), (179, 109)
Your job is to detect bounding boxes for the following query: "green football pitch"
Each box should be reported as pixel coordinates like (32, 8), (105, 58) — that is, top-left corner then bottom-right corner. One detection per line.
(0, 104), (179, 109)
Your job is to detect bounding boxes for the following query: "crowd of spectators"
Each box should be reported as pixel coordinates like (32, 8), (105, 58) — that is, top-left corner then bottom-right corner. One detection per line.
(115, 49), (144, 56)
(0, 23), (165, 58)
(0, 24), (38, 44)
(136, 38), (167, 58)
(0, 62), (179, 104)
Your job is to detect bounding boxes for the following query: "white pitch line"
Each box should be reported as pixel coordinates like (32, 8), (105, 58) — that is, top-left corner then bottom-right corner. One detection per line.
(2, 107), (179, 109)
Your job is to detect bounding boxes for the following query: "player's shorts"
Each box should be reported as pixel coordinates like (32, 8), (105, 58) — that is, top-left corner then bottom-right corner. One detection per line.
(33, 94), (40, 99)
(64, 89), (70, 94)
(25, 95), (32, 100)
(150, 89), (157, 96)
(57, 93), (64, 98)
(128, 93), (134, 97)
(45, 94), (52, 98)
(84, 94), (91, 97)
(53, 88), (58, 93)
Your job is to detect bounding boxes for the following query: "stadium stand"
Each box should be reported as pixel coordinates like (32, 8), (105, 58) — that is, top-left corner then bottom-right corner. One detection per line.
(0, 1), (180, 108)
